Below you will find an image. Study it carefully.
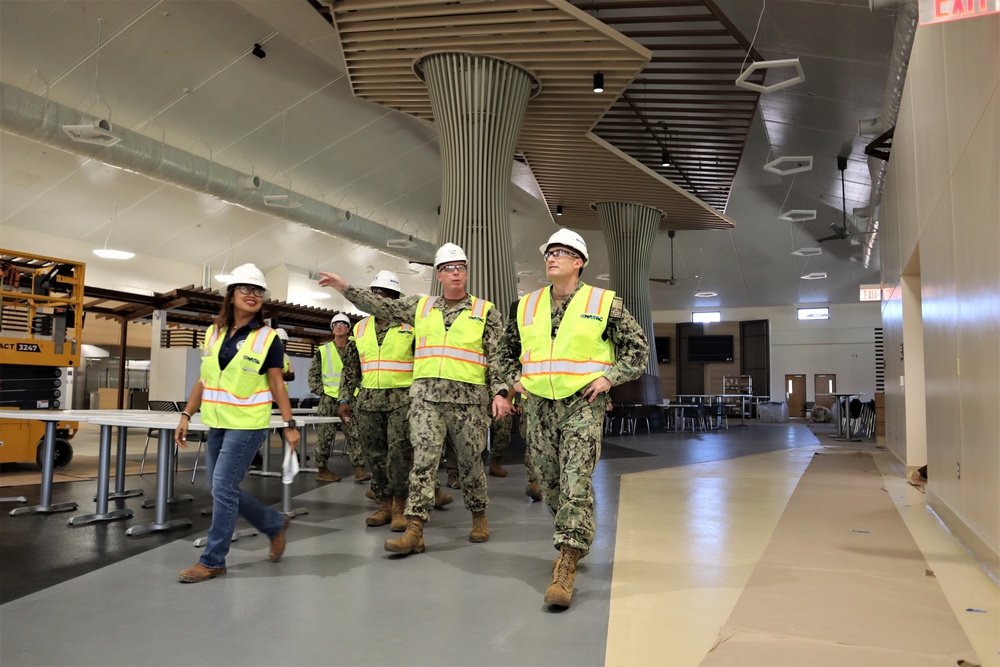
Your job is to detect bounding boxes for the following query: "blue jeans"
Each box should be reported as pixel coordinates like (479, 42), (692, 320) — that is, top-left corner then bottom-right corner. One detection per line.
(199, 428), (284, 569)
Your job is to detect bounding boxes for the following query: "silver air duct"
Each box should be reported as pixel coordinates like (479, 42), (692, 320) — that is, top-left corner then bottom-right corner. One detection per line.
(859, 0), (919, 269)
(0, 82), (435, 265)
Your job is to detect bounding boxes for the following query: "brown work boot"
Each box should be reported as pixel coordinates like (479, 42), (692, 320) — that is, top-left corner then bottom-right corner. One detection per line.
(384, 517), (425, 555)
(544, 545), (583, 607)
(178, 563), (227, 583)
(354, 466), (372, 483)
(446, 468), (460, 489)
(433, 487), (454, 509)
(316, 467), (341, 482)
(488, 456), (507, 477)
(525, 481), (542, 502)
(366, 498), (392, 527)
(365, 487), (376, 501)
(469, 510), (490, 543)
(390, 496), (408, 532)
(269, 514), (292, 562)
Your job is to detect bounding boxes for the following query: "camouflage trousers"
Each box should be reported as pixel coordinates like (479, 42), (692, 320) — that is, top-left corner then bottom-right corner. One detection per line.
(518, 409), (539, 485)
(353, 403), (411, 498)
(314, 396), (363, 468)
(522, 392), (607, 556)
(489, 413), (513, 460)
(406, 396), (489, 521)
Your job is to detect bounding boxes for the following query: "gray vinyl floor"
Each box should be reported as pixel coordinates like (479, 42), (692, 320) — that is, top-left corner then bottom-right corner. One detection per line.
(0, 421), (994, 667)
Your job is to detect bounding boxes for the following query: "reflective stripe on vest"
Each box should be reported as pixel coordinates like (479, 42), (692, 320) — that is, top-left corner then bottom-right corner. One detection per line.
(517, 286), (615, 399)
(200, 324), (276, 429)
(413, 295), (492, 385)
(319, 342), (344, 398)
(354, 316), (414, 390)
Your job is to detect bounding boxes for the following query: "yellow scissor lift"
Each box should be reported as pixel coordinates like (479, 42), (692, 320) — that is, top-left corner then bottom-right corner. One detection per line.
(0, 250), (85, 469)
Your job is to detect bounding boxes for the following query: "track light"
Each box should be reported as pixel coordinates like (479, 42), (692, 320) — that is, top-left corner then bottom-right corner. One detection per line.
(661, 150), (671, 168)
(593, 72), (604, 93)
(252, 43), (266, 59)
(556, 205), (563, 216)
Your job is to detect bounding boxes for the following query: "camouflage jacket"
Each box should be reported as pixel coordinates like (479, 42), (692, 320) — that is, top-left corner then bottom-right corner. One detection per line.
(308, 341), (349, 414)
(344, 286), (505, 406)
(495, 282), (649, 390)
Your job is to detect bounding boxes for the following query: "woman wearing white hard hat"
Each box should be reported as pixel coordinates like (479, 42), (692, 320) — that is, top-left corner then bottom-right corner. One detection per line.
(175, 263), (299, 583)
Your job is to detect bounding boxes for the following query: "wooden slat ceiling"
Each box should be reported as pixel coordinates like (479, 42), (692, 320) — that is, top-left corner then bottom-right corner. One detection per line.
(575, 0), (764, 212)
(317, 0), (735, 232)
(83, 286), (347, 345)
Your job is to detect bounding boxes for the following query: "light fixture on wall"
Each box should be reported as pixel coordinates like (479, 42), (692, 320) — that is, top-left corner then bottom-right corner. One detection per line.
(592, 72), (604, 93)
(556, 204), (563, 216)
(92, 200), (134, 260)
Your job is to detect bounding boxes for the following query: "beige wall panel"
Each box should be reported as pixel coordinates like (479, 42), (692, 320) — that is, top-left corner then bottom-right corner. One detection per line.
(952, 91), (1000, 548)
(942, 16), (1000, 173)
(881, 286), (905, 461)
(888, 80), (916, 280)
(920, 186), (962, 509)
(909, 26), (952, 234)
(881, 157), (902, 290)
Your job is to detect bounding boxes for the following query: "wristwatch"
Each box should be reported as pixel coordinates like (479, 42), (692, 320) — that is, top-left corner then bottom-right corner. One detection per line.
(496, 389), (509, 399)
(284, 419), (297, 430)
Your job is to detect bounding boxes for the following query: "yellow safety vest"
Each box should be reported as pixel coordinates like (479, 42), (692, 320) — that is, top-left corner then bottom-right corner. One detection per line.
(517, 286), (615, 400)
(318, 342), (344, 399)
(413, 295), (492, 385)
(200, 324), (277, 429)
(353, 317), (415, 390)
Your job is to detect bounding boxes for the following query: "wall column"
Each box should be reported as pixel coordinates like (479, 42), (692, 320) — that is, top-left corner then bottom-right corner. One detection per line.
(418, 52), (534, 312)
(594, 201), (662, 404)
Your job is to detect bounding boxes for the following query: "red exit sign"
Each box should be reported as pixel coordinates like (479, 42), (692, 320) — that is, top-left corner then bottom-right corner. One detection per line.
(921, 0), (1000, 24)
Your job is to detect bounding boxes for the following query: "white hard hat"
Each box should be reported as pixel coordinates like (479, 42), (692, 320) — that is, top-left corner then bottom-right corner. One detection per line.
(370, 270), (402, 293)
(540, 229), (589, 266)
(331, 313), (351, 328)
(275, 328), (289, 342)
(434, 242), (467, 268)
(226, 263), (268, 291)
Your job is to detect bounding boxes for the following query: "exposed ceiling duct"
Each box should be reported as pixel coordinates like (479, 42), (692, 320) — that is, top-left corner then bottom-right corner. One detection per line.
(859, 0), (919, 269)
(0, 82), (435, 266)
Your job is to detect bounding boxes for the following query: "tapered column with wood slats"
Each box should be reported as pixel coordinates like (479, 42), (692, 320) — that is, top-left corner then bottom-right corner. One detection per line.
(595, 201), (661, 384)
(418, 53), (534, 313)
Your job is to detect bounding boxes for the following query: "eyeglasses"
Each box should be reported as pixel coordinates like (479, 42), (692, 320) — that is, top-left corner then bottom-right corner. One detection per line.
(543, 249), (580, 261)
(332, 322), (350, 328)
(438, 264), (467, 273)
(236, 285), (265, 297)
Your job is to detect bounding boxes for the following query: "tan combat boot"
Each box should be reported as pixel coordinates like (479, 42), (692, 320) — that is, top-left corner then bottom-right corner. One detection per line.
(433, 487), (454, 509)
(469, 510), (490, 543)
(390, 496), (408, 532)
(384, 517), (425, 554)
(446, 468), (460, 489)
(488, 456), (507, 477)
(544, 545), (583, 607)
(316, 467), (341, 482)
(366, 497), (392, 527)
(525, 481), (542, 502)
(354, 466), (372, 483)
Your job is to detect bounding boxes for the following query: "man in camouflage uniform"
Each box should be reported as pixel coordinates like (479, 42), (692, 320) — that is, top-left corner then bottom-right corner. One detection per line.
(494, 229), (648, 608)
(339, 270), (453, 530)
(487, 414), (513, 477)
(320, 243), (510, 555)
(307, 314), (370, 483)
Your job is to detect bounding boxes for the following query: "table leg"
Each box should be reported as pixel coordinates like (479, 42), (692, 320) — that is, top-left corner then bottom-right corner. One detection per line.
(249, 430), (281, 477)
(298, 424), (317, 473)
(69, 425), (133, 526)
(281, 431), (308, 516)
(10, 421), (77, 516)
(127, 429), (192, 536)
(108, 426), (143, 499)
